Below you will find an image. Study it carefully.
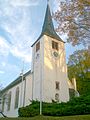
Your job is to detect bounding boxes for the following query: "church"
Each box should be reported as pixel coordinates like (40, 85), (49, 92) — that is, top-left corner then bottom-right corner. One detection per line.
(0, 2), (77, 117)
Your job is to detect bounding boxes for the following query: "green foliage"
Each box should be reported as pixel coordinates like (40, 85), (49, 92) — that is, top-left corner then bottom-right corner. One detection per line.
(18, 95), (90, 117)
(67, 49), (90, 95)
(0, 115), (90, 120)
(76, 78), (90, 95)
(18, 101), (40, 117)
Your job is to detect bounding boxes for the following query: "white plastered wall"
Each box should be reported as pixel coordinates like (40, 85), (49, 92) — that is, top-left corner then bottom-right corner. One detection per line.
(1, 73), (32, 117)
(32, 35), (69, 103)
(32, 37), (44, 101)
(43, 35), (69, 102)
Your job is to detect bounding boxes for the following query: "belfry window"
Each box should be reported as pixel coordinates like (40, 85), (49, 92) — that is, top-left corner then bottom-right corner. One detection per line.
(36, 41), (40, 52)
(56, 81), (60, 90)
(52, 41), (58, 50)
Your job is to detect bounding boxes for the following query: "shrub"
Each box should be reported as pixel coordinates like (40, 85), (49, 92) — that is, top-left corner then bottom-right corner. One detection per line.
(18, 95), (90, 117)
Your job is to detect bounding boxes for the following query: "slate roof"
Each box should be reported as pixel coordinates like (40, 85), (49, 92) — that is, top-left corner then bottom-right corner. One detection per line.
(31, 4), (64, 47)
(1, 70), (31, 94)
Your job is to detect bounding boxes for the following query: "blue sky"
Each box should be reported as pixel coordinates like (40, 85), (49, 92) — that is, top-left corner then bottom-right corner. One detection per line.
(0, 0), (79, 88)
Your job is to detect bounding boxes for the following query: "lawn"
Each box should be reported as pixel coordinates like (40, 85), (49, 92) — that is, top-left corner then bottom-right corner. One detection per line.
(0, 115), (90, 120)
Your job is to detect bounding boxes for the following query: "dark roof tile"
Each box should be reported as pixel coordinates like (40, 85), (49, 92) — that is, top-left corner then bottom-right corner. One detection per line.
(1, 70), (31, 94)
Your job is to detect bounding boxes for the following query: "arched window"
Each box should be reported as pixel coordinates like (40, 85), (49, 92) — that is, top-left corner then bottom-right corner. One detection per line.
(2, 95), (6, 112)
(7, 91), (11, 111)
(15, 87), (19, 109)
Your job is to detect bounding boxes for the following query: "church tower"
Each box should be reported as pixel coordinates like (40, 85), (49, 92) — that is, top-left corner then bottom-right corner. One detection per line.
(31, 2), (69, 102)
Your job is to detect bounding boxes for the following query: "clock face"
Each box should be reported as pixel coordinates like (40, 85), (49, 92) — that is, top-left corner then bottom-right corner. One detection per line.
(53, 51), (59, 58)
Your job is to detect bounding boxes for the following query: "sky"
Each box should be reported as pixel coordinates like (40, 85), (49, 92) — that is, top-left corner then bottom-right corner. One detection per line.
(0, 0), (79, 88)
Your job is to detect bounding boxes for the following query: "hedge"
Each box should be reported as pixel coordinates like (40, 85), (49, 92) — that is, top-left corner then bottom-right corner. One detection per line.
(18, 95), (90, 117)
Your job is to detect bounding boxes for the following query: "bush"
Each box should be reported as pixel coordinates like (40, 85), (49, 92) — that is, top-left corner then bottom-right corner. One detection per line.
(18, 95), (90, 117)
(18, 101), (40, 117)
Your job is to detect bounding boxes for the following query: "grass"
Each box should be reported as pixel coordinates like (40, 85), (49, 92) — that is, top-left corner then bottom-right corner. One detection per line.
(0, 115), (90, 120)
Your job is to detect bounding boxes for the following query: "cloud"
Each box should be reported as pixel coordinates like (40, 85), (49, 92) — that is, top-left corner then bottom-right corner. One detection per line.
(0, 36), (10, 56)
(0, 1), (33, 63)
(11, 45), (32, 63)
(0, 0), (42, 87)
(0, 71), (5, 74)
(1, 62), (6, 67)
(0, 35), (32, 63)
(0, 63), (22, 87)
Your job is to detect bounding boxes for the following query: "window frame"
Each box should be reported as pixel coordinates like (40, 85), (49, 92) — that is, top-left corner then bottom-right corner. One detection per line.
(2, 95), (6, 112)
(14, 87), (19, 109)
(7, 91), (11, 111)
(55, 81), (60, 90)
(52, 41), (58, 51)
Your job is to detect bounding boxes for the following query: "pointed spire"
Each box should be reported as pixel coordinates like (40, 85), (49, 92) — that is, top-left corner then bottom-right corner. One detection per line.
(31, 2), (64, 47)
(41, 2), (64, 42)
(41, 3), (54, 35)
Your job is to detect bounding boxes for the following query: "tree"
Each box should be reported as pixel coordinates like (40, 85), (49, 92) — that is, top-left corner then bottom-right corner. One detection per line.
(53, 0), (90, 47)
(67, 49), (90, 95)
(0, 83), (4, 106)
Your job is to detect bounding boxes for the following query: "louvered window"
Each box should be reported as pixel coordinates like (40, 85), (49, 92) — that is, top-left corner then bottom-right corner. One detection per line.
(36, 42), (40, 52)
(52, 41), (58, 50)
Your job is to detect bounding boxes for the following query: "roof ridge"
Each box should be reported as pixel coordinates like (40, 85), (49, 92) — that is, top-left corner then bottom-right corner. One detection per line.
(1, 70), (31, 94)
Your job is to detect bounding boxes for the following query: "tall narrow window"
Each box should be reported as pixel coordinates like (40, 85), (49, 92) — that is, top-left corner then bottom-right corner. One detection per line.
(15, 87), (19, 109)
(52, 41), (58, 50)
(56, 81), (60, 90)
(36, 41), (40, 52)
(2, 95), (5, 112)
(7, 91), (11, 111)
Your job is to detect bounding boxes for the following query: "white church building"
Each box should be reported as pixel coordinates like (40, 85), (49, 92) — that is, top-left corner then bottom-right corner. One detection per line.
(0, 3), (77, 117)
